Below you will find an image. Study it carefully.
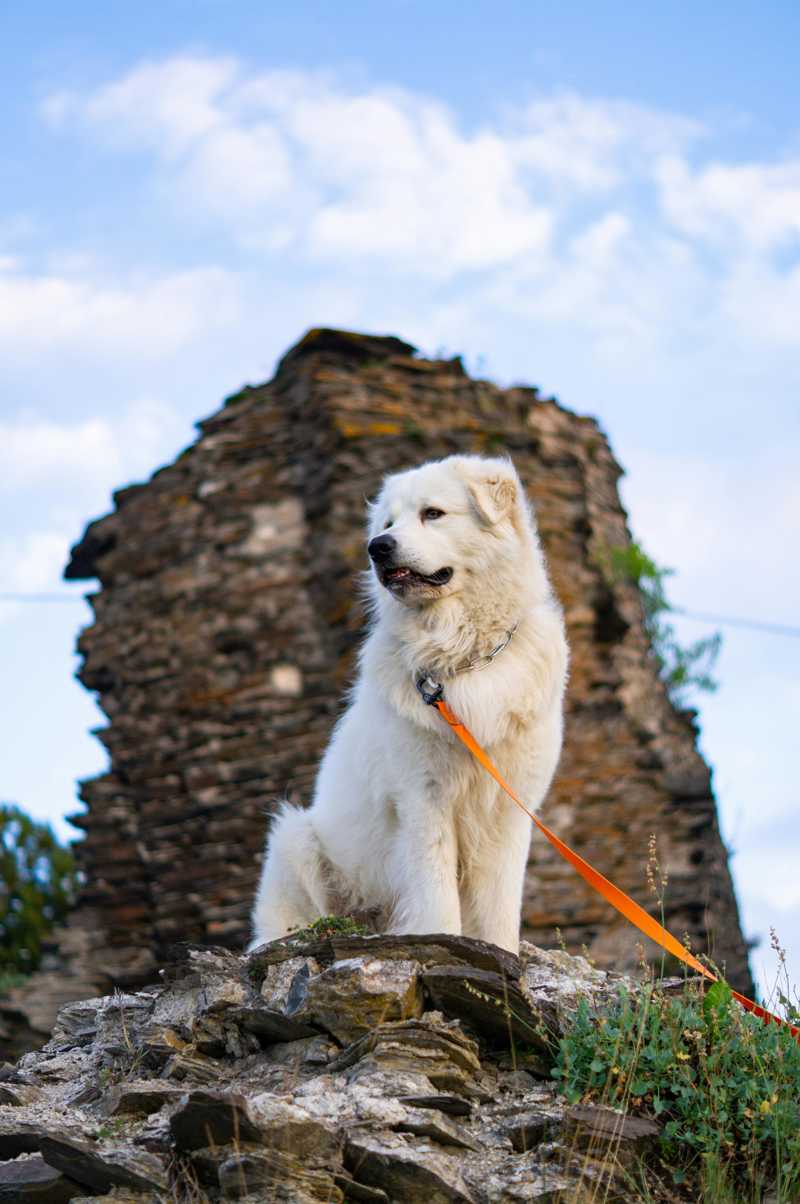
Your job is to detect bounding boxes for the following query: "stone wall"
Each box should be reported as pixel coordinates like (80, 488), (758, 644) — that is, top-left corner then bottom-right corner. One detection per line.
(3, 327), (752, 1045)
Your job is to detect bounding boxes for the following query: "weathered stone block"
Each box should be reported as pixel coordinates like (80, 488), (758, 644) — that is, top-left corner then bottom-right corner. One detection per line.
(289, 957), (424, 1044)
(38, 1134), (168, 1194)
(0, 1154), (78, 1203)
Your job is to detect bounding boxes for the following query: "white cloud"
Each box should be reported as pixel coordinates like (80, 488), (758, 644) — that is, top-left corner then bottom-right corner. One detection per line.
(0, 260), (241, 357)
(43, 55), (239, 154)
(10, 531), (71, 592)
(721, 257), (800, 347)
(0, 399), (185, 492)
(0, 415), (117, 485)
(42, 59), (703, 279)
(0, 530), (75, 622)
(739, 844), (800, 913)
(621, 449), (800, 623)
(40, 54), (800, 354)
(0, 399), (190, 625)
(512, 94), (704, 191)
(657, 155), (800, 250)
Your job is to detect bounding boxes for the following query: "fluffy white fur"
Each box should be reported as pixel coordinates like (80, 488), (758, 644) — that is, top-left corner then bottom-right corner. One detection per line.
(250, 454), (568, 955)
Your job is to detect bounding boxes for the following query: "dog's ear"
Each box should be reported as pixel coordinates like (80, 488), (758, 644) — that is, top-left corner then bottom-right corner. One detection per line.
(466, 463), (519, 526)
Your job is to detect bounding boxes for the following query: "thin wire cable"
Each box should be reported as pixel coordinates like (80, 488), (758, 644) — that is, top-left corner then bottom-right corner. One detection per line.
(1, 592), (799, 638)
(0, 593), (89, 602)
(673, 607), (800, 639)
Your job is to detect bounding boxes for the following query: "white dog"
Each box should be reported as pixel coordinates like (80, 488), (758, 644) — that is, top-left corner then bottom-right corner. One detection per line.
(250, 454), (568, 955)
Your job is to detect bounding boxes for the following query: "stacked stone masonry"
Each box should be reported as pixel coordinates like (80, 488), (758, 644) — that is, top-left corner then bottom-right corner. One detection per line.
(3, 327), (753, 1048)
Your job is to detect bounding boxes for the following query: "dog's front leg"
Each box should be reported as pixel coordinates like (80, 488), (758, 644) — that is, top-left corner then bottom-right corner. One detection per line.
(461, 804), (532, 955)
(388, 803), (461, 936)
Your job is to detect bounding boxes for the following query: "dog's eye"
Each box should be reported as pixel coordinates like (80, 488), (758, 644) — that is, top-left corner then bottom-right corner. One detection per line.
(421, 508), (445, 521)
(383, 519), (393, 529)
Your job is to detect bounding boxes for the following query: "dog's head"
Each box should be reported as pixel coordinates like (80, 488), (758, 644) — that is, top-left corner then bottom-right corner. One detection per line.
(366, 454), (533, 608)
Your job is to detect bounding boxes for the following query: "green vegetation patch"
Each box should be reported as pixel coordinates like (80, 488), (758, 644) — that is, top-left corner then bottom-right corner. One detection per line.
(1, 803), (78, 980)
(291, 914), (370, 941)
(601, 539), (721, 705)
(554, 976), (800, 1201)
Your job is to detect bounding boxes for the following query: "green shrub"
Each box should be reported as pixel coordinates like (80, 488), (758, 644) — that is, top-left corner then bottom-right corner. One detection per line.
(603, 540), (721, 704)
(554, 977), (800, 1200)
(0, 804), (79, 977)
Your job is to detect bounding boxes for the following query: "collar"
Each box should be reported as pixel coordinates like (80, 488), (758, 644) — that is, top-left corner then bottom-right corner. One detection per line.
(416, 622), (519, 706)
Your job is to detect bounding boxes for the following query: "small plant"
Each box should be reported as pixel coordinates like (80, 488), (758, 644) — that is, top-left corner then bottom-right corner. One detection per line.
(291, 914), (369, 940)
(0, 969), (28, 993)
(0, 803), (79, 978)
(554, 975), (800, 1200)
(94, 1116), (128, 1141)
(602, 540), (721, 705)
(97, 1065), (114, 1088)
(770, 927), (800, 1028)
(482, 429), (507, 453)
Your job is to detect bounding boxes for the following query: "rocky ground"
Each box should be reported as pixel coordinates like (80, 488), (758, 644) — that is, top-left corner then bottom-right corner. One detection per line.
(0, 932), (660, 1202)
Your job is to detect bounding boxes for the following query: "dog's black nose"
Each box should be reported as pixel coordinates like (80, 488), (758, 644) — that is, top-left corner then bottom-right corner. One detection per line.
(368, 534), (396, 563)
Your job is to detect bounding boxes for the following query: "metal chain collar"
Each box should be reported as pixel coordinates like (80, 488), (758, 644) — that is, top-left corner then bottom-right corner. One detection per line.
(416, 622), (519, 706)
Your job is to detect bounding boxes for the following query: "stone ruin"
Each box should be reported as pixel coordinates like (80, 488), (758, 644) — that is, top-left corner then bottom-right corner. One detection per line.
(0, 327), (753, 1054)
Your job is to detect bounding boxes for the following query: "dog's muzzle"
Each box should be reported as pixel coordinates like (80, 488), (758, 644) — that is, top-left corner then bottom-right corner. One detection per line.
(368, 535), (453, 593)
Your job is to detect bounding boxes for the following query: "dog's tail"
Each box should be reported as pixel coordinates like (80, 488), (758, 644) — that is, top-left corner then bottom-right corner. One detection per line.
(248, 803), (330, 949)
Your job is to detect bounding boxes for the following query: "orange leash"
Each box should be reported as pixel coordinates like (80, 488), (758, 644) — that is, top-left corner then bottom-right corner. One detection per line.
(432, 695), (798, 1039)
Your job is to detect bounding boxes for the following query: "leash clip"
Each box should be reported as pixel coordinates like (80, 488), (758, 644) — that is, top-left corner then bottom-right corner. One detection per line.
(416, 673), (444, 706)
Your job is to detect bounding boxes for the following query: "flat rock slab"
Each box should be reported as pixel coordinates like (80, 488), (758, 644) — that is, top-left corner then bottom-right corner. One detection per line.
(39, 1133), (168, 1193)
(246, 1095), (341, 1164)
(330, 934), (522, 981)
(330, 1019), (481, 1095)
(467, 1150), (577, 1202)
(48, 999), (104, 1046)
(0, 1115), (44, 1159)
(332, 1170), (390, 1201)
(345, 1130), (477, 1204)
(248, 933), (522, 982)
(217, 1146), (344, 1203)
(564, 1104), (660, 1156)
(398, 1094), (473, 1117)
(291, 956), (424, 1044)
(228, 1002), (319, 1043)
(102, 1081), (184, 1117)
(520, 945), (617, 1032)
(0, 1154), (79, 1203)
(502, 1108), (556, 1153)
(394, 1107), (479, 1151)
(169, 1089), (262, 1149)
(247, 937), (335, 975)
(422, 965), (557, 1050)
(0, 1084), (40, 1107)
(161, 943), (244, 980)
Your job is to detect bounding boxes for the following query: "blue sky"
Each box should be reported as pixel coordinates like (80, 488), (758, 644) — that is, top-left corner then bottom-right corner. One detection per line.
(1, 1), (798, 1001)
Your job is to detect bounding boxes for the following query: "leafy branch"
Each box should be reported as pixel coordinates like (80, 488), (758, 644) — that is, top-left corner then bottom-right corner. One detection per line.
(604, 540), (722, 705)
(0, 803), (79, 980)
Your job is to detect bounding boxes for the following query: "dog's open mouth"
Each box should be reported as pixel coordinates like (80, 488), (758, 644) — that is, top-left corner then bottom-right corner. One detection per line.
(381, 565), (453, 592)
